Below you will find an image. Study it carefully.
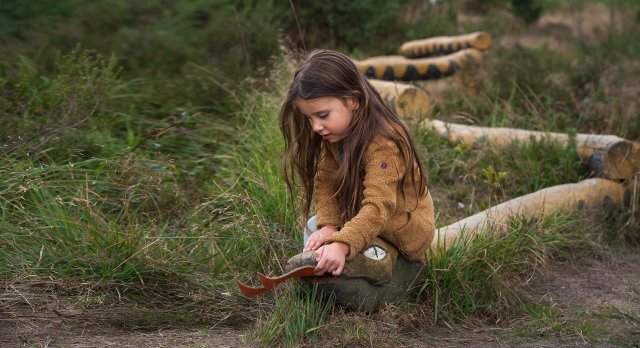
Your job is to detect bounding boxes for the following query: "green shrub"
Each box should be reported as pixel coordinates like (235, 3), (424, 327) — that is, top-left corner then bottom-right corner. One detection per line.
(511, 0), (544, 24)
(0, 0), (74, 35)
(1, 48), (120, 160)
(287, 0), (403, 53)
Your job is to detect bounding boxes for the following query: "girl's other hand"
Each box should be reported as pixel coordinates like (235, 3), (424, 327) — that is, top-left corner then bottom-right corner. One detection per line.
(313, 242), (349, 276)
(304, 226), (337, 251)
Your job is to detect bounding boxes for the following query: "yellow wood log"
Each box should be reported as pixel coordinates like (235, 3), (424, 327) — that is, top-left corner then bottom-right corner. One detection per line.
(353, 48), (483, 81)
(368, 79), (431, 118)
(401, 32), (492, 58)
(431, 178), (628, 252)
(426, 119), (640, 180)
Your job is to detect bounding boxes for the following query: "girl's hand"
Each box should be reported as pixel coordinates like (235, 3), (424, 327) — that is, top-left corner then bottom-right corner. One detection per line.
(304, 226), (337, 251)
(313, 242), (349, 276)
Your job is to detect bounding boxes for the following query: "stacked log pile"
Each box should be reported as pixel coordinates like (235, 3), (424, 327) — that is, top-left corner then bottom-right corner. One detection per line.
(361, 31), (491, 118)
(358, 32), (638, 250)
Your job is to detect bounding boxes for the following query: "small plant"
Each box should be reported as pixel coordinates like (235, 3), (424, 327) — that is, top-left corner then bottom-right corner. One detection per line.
(482, 165), (507, 189)
(453, 141), (468, 156)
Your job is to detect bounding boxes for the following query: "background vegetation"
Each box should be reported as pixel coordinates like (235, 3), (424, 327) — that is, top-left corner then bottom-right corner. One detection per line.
(1, 0), (639, 346)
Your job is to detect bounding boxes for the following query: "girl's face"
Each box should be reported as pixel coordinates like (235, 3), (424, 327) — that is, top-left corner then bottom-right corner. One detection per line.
(295, 96), (357, 143)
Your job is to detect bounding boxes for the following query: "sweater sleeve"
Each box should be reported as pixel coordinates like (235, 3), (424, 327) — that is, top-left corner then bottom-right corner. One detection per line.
(314, 147), (342, 230)
(324, 140), (405, 260)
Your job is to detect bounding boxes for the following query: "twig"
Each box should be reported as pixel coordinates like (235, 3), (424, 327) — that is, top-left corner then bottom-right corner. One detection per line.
(623, 175), (638, 229)
(289, 0), (306, 51)
(10, 285), (34, 312)
(493, 333), (504, 348)
(208, 310), (234, 332)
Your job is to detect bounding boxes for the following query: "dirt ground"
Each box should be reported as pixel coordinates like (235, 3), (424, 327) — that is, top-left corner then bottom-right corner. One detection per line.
(520, 248), (640, 346)
(0, 282), (250, 347)
(2, 247), (639, 347)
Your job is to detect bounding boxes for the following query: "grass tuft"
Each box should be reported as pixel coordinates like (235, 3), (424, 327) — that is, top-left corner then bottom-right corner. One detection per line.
(253, 284), (333, 347)
(418, 212), (588, 323)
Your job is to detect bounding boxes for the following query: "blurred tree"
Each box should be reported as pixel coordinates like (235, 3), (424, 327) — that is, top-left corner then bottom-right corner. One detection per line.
(286, 0), (403, 52)
(511, 0), (543, 25)
(0, 0), (74, 36)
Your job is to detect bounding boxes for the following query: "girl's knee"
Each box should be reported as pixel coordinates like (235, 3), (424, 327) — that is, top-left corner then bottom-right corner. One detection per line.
(306, 215), (317, 233)
(303, 215), (317, 248)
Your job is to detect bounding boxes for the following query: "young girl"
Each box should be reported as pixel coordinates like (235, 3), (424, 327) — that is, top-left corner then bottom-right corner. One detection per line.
(279, 49), (435, 278)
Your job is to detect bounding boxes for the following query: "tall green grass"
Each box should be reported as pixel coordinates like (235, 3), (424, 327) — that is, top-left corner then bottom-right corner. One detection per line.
(0, 155), (214, 281)
(0, 48), (222, 284)
(210, 64), (301, 278)
(419, 213), (588, 323)
(253, 284), (333, 347)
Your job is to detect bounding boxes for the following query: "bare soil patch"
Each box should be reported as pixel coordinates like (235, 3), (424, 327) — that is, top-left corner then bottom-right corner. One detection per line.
(519, 248), (640, 347)
(0, 278), (253, 347)
(3, 245), (639, 347)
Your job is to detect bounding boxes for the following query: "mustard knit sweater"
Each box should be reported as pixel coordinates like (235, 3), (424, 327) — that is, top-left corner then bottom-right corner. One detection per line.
(319, 136), (435, 261)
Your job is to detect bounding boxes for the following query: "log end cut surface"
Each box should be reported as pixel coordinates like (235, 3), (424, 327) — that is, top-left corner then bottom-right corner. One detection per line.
(603, 140), (640, 180)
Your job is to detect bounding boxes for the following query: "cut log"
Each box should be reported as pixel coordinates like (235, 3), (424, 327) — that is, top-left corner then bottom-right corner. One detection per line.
(401, 31), (492, 58)
(353, 48), (483, 81)
(368, 79), (431, 118)
(426, 119), (640, 180)
(431, 178), (628, 253)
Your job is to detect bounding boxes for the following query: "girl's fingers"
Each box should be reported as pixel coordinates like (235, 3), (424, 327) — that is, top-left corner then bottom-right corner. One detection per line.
(304, 239), (318, 251)
(313, 246), (345, 276)
(314, 261), (327, 275)
(314, 249), (330, 275)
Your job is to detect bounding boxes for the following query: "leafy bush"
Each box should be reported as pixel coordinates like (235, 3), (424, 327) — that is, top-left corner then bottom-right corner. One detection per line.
(1, 48), (119, 160)
(511, 0), (543, 24)
(287, 0), (403, 52)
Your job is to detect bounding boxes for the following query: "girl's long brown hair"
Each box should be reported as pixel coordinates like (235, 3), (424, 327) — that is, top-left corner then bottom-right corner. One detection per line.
(280, 49), (427, 225)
